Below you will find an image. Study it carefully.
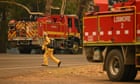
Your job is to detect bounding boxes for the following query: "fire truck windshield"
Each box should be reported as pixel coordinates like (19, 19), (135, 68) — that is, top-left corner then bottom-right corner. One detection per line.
(68, 18), (72, 28)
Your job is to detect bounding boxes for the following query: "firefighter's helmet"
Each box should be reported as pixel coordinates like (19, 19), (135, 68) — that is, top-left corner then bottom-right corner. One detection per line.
(8, 20), (16, 30)
(8, 20), (16, 25)
(43, 32), (48, 37)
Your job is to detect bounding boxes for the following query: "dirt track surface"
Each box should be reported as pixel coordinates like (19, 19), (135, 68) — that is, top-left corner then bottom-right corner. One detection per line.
(1, 64), (140, 84)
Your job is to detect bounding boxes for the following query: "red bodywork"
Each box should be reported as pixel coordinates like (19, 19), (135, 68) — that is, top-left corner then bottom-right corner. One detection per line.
(94, 0), (108, 12)
(84, 0), (140, 43)
(37, 15), (79, 39)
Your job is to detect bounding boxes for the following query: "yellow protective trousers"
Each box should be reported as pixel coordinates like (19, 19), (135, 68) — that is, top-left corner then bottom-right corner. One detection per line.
(43, 48), (60, 65)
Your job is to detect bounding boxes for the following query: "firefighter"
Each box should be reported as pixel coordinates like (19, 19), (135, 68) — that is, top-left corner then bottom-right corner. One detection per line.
(41, 32), (61, 67)
(8, 20), (16, 30)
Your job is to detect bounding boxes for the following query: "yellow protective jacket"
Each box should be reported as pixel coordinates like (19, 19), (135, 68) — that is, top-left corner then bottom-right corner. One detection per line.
(42, 36), (51, 50)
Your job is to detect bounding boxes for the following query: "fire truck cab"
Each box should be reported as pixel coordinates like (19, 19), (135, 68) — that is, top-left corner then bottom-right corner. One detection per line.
(83, 0), (140, 81)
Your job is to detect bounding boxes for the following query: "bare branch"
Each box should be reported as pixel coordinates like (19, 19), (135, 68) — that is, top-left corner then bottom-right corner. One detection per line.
(0, 1), (45, 16)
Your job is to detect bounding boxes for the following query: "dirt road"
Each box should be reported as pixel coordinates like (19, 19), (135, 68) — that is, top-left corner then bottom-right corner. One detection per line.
(1, 64), (140, 84)
(0, 54), (140, 84)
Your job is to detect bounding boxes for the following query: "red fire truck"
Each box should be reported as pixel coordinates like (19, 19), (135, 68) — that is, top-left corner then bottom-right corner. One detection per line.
(37, 15), (81, 54)
(8, 19), (39, 54)
(83, 0), (140, 81)
(8, 14), (81, 54)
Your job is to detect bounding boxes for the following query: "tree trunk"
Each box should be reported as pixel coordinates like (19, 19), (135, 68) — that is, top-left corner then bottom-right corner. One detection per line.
(45, 0), (52, 15)
(0, 8), (7, 53)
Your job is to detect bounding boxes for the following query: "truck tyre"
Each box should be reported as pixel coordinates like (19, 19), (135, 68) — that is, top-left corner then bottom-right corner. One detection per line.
(71, 42), (79, 54)
(124, 65), (137, 81)
(106, 49), (137, 81)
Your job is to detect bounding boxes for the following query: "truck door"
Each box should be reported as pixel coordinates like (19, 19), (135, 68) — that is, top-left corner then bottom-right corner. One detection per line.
(98, 11), (135, 43)
(68, 17), (80, 36)
(74, 18), (80, 33)
(68, 17), (72, 36)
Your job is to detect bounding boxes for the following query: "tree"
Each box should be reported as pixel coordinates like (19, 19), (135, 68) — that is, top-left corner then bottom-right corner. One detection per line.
(0, 0), (46, 20)
(0, 5), (8, 53)
(45, 0), (53, 15)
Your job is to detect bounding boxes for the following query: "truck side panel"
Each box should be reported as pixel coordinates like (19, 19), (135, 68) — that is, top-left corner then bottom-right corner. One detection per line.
(100, 13), (135, 43)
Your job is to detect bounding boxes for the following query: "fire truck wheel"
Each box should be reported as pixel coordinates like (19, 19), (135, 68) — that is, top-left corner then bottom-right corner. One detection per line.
(71, 42), (79, 54)
(106, 49), (137, 81)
